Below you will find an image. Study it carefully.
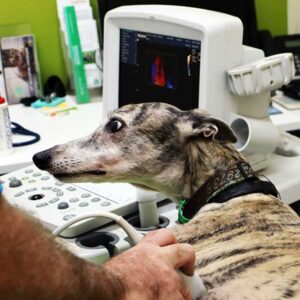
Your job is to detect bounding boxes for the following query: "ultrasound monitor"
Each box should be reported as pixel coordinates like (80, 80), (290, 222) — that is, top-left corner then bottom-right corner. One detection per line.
(102, 5), (252, 121)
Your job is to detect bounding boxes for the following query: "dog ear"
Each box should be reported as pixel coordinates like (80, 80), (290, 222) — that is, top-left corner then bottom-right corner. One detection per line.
(185, 112), (237, 144)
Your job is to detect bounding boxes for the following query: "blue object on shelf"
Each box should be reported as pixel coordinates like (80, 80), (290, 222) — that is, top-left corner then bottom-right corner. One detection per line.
(31, 97), (65, 108)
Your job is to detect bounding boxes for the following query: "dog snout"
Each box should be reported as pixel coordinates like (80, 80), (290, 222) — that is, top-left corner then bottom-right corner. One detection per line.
(32, 150), (52, 170)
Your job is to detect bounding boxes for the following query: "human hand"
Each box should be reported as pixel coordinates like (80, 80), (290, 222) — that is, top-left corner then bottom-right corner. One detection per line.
(104, 228), (195, 300)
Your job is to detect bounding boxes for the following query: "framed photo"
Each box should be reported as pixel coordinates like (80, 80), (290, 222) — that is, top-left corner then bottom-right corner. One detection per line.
(1, 35), (42, 104)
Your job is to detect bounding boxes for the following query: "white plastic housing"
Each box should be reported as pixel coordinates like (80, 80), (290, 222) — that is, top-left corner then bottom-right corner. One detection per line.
(228, 53), (295, 96)
(230, 115), (280, 154)
(103, 5), (244, 122)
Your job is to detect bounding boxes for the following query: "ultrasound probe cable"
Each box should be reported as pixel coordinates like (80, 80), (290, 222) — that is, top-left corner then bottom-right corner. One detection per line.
(52, 212), (206, 300)
(52, 212), (143, 244)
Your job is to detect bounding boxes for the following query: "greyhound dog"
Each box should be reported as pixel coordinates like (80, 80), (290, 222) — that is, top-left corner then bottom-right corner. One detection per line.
(33, 102), (300, 300)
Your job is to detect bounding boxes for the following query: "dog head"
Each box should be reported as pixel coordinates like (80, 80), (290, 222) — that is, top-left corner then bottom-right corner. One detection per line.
(33, 103), (238, 199)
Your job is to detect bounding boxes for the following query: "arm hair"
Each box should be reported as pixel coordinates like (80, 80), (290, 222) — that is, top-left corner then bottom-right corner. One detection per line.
(0, 195), (125, 300)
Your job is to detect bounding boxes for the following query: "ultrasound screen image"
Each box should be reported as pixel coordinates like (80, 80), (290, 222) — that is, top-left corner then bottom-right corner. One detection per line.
(147, 51), (176, 89)
(119, 29), (201, 110)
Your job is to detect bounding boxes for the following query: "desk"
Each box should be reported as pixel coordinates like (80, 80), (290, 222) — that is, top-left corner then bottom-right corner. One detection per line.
(0, 98), (102, 174)
(271, 101), (300, 132)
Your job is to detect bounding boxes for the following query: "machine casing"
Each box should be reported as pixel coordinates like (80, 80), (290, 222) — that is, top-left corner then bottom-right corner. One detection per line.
(102, 5), (295, 170)
(103, 5), (265, 122)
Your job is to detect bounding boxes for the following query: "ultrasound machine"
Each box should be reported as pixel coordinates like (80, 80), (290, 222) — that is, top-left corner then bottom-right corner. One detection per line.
(1, 4), (300, 269)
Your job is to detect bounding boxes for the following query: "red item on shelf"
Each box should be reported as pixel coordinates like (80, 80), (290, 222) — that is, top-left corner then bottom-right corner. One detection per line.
(0, 96), (6, 104)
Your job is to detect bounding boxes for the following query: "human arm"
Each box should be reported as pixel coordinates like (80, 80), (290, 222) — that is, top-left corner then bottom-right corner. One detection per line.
(0, 195), (124, 300)
(0, 194), (195, 300)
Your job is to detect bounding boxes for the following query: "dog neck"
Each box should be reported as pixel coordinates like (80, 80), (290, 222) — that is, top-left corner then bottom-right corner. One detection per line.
(180, 140), (245, 201)
(178, 155), (279, 223)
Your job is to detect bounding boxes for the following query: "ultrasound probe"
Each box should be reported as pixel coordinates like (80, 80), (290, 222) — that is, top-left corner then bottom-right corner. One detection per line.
(53, 211), (206, 300)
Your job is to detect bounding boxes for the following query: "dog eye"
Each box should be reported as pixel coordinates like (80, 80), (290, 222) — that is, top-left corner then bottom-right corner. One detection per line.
(108, 119), (124, 133)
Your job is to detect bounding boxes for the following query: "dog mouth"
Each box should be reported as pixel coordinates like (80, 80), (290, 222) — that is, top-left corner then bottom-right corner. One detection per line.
(54, 170), (107, 182)
(86, 170), (107, 175)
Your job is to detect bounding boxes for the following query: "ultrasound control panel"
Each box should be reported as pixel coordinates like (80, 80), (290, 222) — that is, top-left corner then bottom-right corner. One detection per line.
(0, 165), (150, 237)
(1, 165), (177, 263)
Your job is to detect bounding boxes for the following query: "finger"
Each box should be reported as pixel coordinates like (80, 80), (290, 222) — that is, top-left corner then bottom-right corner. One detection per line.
(180, 288), (192, 300)
(175, 270), (193, 300)
(159, 290), (185, 300)
(142, 228), (177, 246)
(178, 277), (193, 300)
(162, 243), (196, 276)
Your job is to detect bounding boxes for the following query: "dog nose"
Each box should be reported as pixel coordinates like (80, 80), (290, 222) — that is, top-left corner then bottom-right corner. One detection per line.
(32, 150), (52, 170)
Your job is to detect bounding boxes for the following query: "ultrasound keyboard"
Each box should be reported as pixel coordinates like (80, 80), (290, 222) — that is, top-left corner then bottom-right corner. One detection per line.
(0, 165), (155, 237)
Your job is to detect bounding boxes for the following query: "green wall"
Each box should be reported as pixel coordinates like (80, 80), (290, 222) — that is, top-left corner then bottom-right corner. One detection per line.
(255, 0), (288, 36)
(0, 0), (288, 89)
